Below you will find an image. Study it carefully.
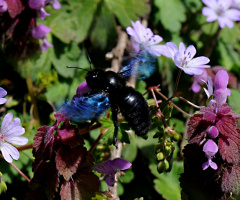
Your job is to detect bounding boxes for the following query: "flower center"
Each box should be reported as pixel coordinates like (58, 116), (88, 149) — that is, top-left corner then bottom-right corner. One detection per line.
(216, 4), (225, 16)
(0, 134), (6, 143)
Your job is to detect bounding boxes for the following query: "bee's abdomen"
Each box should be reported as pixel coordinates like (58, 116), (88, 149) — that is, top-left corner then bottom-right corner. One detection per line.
(117, 87), (151, 136)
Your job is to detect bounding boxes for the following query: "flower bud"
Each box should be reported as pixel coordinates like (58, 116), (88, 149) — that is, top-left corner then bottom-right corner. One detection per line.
(208, 126), (219, 138)
(156, 152), (164, 161)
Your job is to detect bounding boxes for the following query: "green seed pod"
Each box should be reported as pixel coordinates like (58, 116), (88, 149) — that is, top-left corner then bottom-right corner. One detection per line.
(156, 152), (164, 161)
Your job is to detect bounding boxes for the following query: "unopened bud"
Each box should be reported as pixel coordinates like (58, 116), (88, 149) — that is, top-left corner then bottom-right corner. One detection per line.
(156, 152), (164, 161)
(208, 126), (219, 138)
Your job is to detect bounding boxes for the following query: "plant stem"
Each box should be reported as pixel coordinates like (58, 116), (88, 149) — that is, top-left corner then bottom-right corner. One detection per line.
(173, 69), (182, 97)
(0, 154), (30, 182)
(16, 144), (33, 151)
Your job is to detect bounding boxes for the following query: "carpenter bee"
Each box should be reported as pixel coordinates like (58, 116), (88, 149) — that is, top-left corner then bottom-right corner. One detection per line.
(59, 50), (155, 145)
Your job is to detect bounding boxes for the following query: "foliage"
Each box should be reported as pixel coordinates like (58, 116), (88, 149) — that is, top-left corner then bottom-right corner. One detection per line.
(0, 0), (240, 199)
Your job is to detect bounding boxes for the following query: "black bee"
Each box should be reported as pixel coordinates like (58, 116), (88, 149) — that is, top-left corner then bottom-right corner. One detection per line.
(85, 68), (152, 145)
(61, 50), (154, 145)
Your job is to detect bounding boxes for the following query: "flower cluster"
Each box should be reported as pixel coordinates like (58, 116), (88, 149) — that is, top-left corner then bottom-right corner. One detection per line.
(29, 0), (61, 51)
(181, 70), (240, 197)
(0, 0), (61, 53)
(126, 21), (210, 76)
(0, 88), (28, 163)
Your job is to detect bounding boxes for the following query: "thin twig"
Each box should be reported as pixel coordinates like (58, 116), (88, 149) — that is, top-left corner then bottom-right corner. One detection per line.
(178, 96), (203, 109)
(154, 89), (192, 117)
(78, 123), (102, 135)
(0, 154), (31, 182)
(16, 144), (33, 151)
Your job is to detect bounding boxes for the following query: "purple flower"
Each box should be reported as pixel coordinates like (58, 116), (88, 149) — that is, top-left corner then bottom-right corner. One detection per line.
(32, 25), (53, 51)
(45, 0), (61, 9)
(75, 81), (91, 97)
(202, 0), (240, 29)
(0, 113), (28, 163)
(190, 68), (208, 93)
(92, 158), (132, 186)
(0, 0), (7, 13)
(202, 139), (218, 170)
(126, 21), (169, 57)
(28, 0), (50, 20)
(0, 87), (7, 105)
(166, 42), (210, 75)
(214, 70), (231, 106)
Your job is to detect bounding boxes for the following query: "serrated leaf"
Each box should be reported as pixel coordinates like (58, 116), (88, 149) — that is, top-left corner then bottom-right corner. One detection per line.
(100, 118), (113, 128)
(90, 1), (117, 50)
(154, 0), (186, 32)
(101, 125), (114, 145)
(106, 0), (148, 27)
(150, 162), (183, 200)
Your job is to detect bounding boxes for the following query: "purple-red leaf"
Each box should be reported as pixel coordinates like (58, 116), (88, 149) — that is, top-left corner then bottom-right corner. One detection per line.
(60, 171), (100, 200)
(221, 165), (240, 194)
(6, 0), (24, 18)
(187, 114), (210, 144)
(56, 146), (87, 181)
(218, 137), (239, 165)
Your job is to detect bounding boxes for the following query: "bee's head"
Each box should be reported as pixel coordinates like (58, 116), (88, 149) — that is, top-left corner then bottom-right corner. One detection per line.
(86, 69), (105, 89)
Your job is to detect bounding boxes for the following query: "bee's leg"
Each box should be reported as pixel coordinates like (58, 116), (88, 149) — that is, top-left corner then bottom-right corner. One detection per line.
(111, 103), (119, 147)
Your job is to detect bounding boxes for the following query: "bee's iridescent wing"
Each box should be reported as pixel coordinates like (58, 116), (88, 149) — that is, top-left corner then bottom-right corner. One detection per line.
(59, 93), (110, 123)
(119, 50), (157, 80)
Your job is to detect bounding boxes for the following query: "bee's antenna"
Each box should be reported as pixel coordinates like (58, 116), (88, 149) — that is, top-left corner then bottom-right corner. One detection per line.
(66, 66), (89, 71)
(85, 50), (92, 70)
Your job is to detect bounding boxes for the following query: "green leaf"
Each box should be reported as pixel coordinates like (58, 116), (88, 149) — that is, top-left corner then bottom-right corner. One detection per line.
(44, 5), (78, 44)
(52, 41), (81, 78)
(70, 0), (99, 42)
(171, 118), (185, 133)
(150, 161), (183, 200)
(106, 0), (148, 28)
(182, 0), (202, 13)
(120, 170), (134, 183)
(217, 41), (240, 70)
(119, 123), (130, 143)
(90, 1), (117, 50)
(228, 89), (240, 114)
(219, 25), (240, 45)
(122, 137), (138, 162)
(45, 82), (69, 107)
(154, 0), (186, 32)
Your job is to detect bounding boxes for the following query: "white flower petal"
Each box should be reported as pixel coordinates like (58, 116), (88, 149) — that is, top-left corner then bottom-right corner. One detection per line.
(225, 9), (240, 21)
(179, 42), (186, 54)
(0, 87), (7, 98)
(202, 7), (218, 22)
(187, 56), (210, 67)
(185, 45), (196, 61)
(5, 126), (25, 137)
(166, 42), (178, 59)
(148, 45), (169, 57)
(6, 136), (28, 145)
(0, 143), (19, 163)
(218, 16), (234, 28)
(0, 98), (7, 105)
(202, 0), (217, 8)
(183, 67), (204, 75)
(1, 113), (13, 133)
